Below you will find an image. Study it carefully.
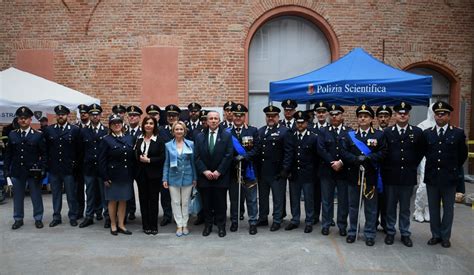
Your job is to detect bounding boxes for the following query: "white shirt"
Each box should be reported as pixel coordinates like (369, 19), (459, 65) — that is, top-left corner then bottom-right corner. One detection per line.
(436, 124), (448, 136)
(20, 127), (31, 137)
(140, 135), (157, 156)
(285, 119), (294, 128)
(208, 127), (219, 144)
(396, 124), (408, 135)
(296, 129), (307, 140)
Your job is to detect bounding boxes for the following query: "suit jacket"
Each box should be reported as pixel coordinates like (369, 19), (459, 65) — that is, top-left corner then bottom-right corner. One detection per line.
(290, 130), (319, 183)
(159, 125), (174, 143)
(317, 125), (352, 179)
(43, 123), (81, 175)
(194, 126), (234, 188)
(4, 128), (47, 178)
(135, 135), (166, 181)
(79, 123), (108, 176)
(162, 139), (197, 186)
(98, 134), (136, 183)
(423, 125), (468, 186)
(341, 127), (387, 186)
(382, 125), (424, 186)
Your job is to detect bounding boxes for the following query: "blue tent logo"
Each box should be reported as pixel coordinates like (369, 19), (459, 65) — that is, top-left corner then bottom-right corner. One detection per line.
(307, 83), (315, 95)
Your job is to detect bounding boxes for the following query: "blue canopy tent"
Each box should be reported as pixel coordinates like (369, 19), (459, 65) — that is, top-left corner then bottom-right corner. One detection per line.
(269, 48), (432, 106)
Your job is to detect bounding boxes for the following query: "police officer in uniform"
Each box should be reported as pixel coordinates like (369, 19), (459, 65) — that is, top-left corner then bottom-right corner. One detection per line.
(146, 104), (161, 123)
(157, 104), (181, 226)
(255, 105), (293, 231)
(285, 111), (318, 233)
(375, 104), (392, 232)
(112, 104), (127, 120)
(228, 104), (259, 234)
(79, 104), (110, 228)
(382, 102), (424, 247)
(279, 99), (297, 131)
(221, 101), (235, 129)
(185, 102), (202, 140)
(311, 101), (330, 129)
(4, 107), (46, 229)
(75, 104), (90, 220)
(44, 105), (81, 227)
(424, 101), (468, 248)
(341, 104), (387, 246)
(318, 104), (351, 236)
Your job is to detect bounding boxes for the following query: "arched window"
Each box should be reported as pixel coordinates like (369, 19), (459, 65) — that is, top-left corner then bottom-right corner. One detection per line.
(248, 16), (331, 127)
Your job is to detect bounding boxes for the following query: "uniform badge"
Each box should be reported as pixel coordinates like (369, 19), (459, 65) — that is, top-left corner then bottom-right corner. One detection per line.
(361, 105), (366, 110)
(269, 106), (273, 111)
(401, 102), (405, 108)
(438, 102), (443, 108)
(367, 138), (378, 146)
(332, 104), (335, 110)
(34, 111), (42, 120)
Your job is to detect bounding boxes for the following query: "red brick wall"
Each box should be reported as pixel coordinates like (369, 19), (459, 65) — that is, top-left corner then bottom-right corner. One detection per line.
(1, 0), (472, 135)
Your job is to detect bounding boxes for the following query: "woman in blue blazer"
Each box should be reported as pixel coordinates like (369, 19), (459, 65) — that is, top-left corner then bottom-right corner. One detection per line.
(163, 121), (197, 236)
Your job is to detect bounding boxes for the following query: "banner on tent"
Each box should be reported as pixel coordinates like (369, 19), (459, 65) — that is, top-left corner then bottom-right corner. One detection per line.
(308, 83), (387, 95)
(0, 107), (48, 124)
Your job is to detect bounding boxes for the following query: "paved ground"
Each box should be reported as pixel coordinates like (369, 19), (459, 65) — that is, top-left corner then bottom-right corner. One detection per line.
(0, 184), (473, 275)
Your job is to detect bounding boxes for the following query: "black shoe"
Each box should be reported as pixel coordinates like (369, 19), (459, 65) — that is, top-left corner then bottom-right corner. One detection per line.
(270, 223), (281, 232)
(385, 234), (395, 245)
(160, 218), (171, 227)
(70, 220), (78, 227)
(194, 216), (204, 226)
(79, 218), (94, 228)
(427, 237), (442, 245)
(104, 219), (111, 229)
(117, 227), (132, 235)
(151, 229), (158, 235)
(249, 225), (257, 235)
(218, 227), (226, 237)
(110, 228), (118, 236)
(321, 227), (330, 235)
(202, 225), (212, 236)
(239, 214), (244, 221)
(365, 238), (375, 246)
(339, 229), (347, 236)
(35, 220), (44, 229)
(256, 220), (269, 227)
(128, 213), (136, 221)
(441, 239), (451, 248)
(12, 220), (24, 230)
(285, 223), (298, 231)
(401, 236), (413, 247)
(144, 229), (151, 235)
(304, 225), (313, 233)
(346, 235), (356, 243)
(330, 220), (335, 227)
(96, 214), (103, 221)
(230, 222), (238, 232)
(49, 220), (62, 227)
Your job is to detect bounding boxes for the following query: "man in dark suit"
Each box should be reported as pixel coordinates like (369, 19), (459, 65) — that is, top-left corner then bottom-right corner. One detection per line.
(194, 111), (234, 237)
(220, 101), (235, 129)
(43, 105), (81, 227)
(125, 105), (143, 221)
(256, 105), (293, 231)
(228, 104), (259, 234)
(423, 101), (468, 248)
(75, 104), (90, 220)
(78, 104), (109, 228)
(341, 104), (387, 246)
(318, 104), (351, 237)
(382, 102), (424, 247)
(4, 107), (46, 229)
(185, 102), (202, 140)
(285, 111), (318, 233)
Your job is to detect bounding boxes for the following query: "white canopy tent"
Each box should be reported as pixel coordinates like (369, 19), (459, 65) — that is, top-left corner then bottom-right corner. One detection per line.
(0, 67), (99, 123)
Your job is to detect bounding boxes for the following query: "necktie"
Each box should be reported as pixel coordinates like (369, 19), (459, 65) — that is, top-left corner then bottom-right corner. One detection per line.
(21, 131), (26, 138)
(209, 131), (215, 153)
(60, 126), (65, 132)
(94, 127), (98, 134)
(298, 133), (303, 140)
(439, 128), (444, 137)
(287, 121), (291, 128)
(192, 123), (196, 130)
(400, 129), (405, 136)
(236, 128), (241, 138)
(361, 131), (366, 138)
(265, 127), (272, 135)
(131, 129), (135, 136)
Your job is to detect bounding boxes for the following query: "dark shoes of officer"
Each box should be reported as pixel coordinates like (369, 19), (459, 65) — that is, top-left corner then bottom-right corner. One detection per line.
(270, 223), (281, 231)
(202, 225), (212, 236)
(79, 218), (94, 228)
(230, 222), (238, 232)
(35, 220), (43, 229)
(401, 236), (413, 247)
(321, 227), (330, 235)
(49, 220), (62, 227)
(385, 234), (395, 245)
(285, 223), (298, 231)
(128, 213), (136, 221)
(160, 218), (171, 226)
(427, 237), (442, 245)
(339, 228), (347, 236)
(218, 227), (226, 237)
(249, 225), (257, 235)
(346, 235), (356, 243)
(304, 225), (313, 233)
(365, 238), (375, 246)
(70, 220), (78, 227)
(12, 220), (24, 230)
(256, 220), (268, 227)
(194, 216), (204, 226)
(441, 240), (451, 248)
(104, 218), (111, 228)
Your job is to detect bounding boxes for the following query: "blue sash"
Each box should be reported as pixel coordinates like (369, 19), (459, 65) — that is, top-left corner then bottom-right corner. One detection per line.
(226, 128), (256, 182)
(348, 131), (383, 193)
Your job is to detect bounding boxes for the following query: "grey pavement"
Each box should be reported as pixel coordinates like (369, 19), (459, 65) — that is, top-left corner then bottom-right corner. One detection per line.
(1, 184), (473, 275)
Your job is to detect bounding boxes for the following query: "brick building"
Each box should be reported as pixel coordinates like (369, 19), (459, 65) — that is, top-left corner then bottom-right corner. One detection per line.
(1, 1), (473, 163)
